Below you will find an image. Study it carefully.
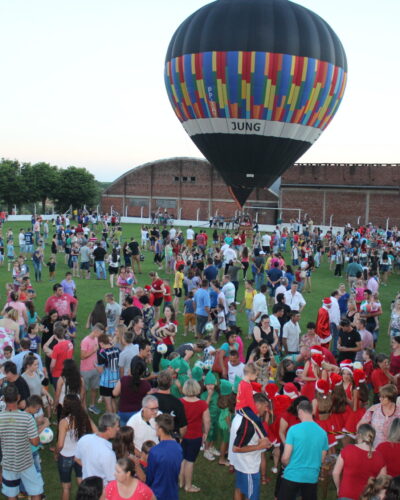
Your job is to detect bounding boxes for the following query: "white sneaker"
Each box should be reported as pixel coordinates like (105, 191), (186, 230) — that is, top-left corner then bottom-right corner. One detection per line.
(204, 450), (216, 461)
(271, 467), (278, 474)
(210, 447), (220, 456)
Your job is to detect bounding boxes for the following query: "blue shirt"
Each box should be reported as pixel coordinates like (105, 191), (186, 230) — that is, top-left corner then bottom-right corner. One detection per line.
(194, 288), (210, 317)
(147, 440), (183, 500)
(284, 421), (328, 484)
(184, 299), (195, 314)
(209, 289), (218, 308)
(12, 351), (44, 374)
(204, 265), (218, 282)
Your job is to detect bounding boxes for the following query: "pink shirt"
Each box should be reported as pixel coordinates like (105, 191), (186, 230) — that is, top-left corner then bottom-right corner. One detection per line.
(8, 301), (26, 326)
(80, 335), (98, 372)
(236, 335), (245, 363)
(45, 294), (77, 317)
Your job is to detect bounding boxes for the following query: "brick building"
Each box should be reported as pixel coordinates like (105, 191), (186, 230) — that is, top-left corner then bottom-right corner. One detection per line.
(280, 163), (400, 227)
(101, 158), (400, 227)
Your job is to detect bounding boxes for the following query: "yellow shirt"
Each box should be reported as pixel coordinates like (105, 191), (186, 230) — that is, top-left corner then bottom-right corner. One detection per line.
(244, 289), (257, 309)
(264, 256), (272, 270)
(174, 271), (184, 289)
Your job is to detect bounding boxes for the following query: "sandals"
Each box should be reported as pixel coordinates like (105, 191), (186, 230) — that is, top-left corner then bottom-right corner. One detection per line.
(185, 485), (201, 493)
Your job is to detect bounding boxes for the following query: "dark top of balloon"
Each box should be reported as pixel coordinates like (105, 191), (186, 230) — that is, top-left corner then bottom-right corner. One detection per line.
(165, 0), (347, 71)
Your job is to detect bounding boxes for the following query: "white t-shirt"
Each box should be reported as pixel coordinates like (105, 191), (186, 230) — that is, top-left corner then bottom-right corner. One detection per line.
(282, 320), (301, 353)
(228, 414), (263, 474)
(228, 362), (244, 384)
(269, 314), (281, 336)
(223, 248), (237, 264)
(75, 434), (116, 485)
(169, 228), (176, 240)
(222, 281), (236, 306)
(19, 233), (25, 246)
(186, 228), (194, 240)
(283, 290), (306, 311)
(217, 310), (227, 331)
(252, 293), (268, 319)
(261, 234), (271, 246)
(127, 410), (160, 452)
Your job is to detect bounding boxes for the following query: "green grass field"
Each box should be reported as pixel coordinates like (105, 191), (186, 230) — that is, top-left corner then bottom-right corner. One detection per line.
(2, 220), (397, 500)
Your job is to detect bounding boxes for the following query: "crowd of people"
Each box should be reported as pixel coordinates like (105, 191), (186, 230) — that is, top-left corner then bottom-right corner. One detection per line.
(0, 214), (399, 500)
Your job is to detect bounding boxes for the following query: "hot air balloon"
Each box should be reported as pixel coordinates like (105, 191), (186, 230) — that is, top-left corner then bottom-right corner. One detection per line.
(164, 0), (347, 206)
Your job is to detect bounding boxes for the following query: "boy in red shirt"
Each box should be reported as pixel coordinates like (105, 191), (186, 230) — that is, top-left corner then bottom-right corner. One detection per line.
(49, 325), (73, 387)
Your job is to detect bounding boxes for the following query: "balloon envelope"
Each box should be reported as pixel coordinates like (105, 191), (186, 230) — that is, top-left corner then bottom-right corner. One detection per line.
(165, 0), (347, 206)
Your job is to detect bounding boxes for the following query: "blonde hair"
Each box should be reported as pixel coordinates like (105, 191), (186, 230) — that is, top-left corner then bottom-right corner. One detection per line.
(6, 308), (18, 322)
(182, 379), (201, 397)
(357, 424), (376, 458)
(243, 362), (258, 376)
(360, 474), (391, 500)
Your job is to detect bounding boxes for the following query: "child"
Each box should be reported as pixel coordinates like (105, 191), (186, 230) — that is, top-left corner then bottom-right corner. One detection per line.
(201, 336), (216, 369)
(227, 303), (237, 327)
(362, 348), (375, 387)
(216, 303), (227, 340)
(47, 257), (56, 281)
(227, 350), (245, 384)
(60, 315), (77, 344)
(6, 240), (15, 271)
(183, 292), (196, 336)
(97, 333), (120, 413)
(24, 395), (48, 478)
(3, 345), (13, 362)
(235, 362), (268, 441)
(201, 371), (220, 461)
(26, 300), (39, 325)
(26, 323), (42, 354)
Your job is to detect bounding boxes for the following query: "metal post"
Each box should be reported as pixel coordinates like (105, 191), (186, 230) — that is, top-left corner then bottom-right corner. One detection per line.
(329, 214), (333, 227)
(125, 206), (128, 217)
(255, 212), (259, 223)
(386, 218), (390, 232)
(196, 208), (200, 221)
(357, 216), (361, 225)
(178, 207), (182, 220)
(140, 206), (144, 219)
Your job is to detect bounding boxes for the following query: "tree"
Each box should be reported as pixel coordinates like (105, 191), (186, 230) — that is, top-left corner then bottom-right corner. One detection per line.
(0, 159), (29, 212)
(53, 166), (99, 212)
(24, 162), (59, 212)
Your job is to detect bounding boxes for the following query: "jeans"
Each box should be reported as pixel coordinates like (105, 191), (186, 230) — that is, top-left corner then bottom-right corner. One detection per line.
(196, 314), (209, 336)
(95, 260), (106, 279)
(33, 261), (42, 281)
(118, 410), (137, 426)
(245, 309), (254, 336)
(254, 272), (264, 291)
(330, 322), (339, 355)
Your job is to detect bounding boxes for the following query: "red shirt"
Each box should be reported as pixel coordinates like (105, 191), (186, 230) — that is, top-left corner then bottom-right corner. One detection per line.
(363, 360), (374, 384)
(51, 340), (74, 377)
(180, 399), (208, 439)
(151, 279), (164, 300)
(338, 445), (385, 499)
(371, 368), (390, 394)
(157, 318), (177, 346)
(45, 294), (77, 317)
(163, 284), (172, 303)
(376, 441), (400, 477)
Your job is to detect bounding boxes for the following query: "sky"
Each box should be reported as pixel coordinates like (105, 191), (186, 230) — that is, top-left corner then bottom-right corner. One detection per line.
(1, 0), (399, 181)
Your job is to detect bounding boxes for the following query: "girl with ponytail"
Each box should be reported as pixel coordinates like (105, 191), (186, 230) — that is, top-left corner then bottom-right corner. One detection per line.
(333, 424), (387, 500)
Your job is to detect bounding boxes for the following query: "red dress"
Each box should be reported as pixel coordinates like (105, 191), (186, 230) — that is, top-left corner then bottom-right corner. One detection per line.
(301, 363), (316, 401)
(376, 441), (400, 477)
(269, 395), (291, 445)
(315, 414), (337, 448)
(343, 397), (366, 437)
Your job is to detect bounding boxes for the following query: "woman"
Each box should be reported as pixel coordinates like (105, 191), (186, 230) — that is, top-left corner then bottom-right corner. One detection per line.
(379, 251), (390, 285)
(333, 424), (386, 500)
(151, 305), (177, 372)
(385, 476), (400, 500)
(390, 337), (400, 393)
(108, 248), (120, 288)
(22, 355), (51, 400)
(117, 266), (134, 305)
(371, 354), (397, 403)
(360, 475), (391, 500)
(122, 242), (132, 267)
(376, 418), (400, 477)
(54, 359), (86, 417)
(240, 246), (249, 280)
(248, 340), (276, 388)
(246, 315), (278, 362)
(389, 300), (400, 337)
(346, 298), (359, 326)
(241, 280), (257, 339)
(32, 244), (44, 282)
(0, 307), (20, 346)
(105, 458), (155, 500)
(2, 291), (28, 338)
(41, 310), (59, 378)
(179, 379), (210, 493)
(112, 427), (135, 460)
(358, 384), (400, 447)
(56, 394), (96, 500)
(112, 363), (151, 425)
(86, 300), (107, 330)
(51, 234), (58, 259)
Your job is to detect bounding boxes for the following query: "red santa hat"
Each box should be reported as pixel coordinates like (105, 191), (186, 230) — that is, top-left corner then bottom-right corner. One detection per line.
(283, 382), (299, 399)
(311, 345), (324, 355)
(315, 379), (331, 399)
(144, 285), (152, 291)
(251, 381), (263, 394)
(340, 360), (353, 373)
(311, 353), (324, 367)
(273, 394), (292, 414)
(323, 297), (332, 305)
(353, 369), (366, 388)
(264, 383), (279, 401)
(329, 372), (343, 388)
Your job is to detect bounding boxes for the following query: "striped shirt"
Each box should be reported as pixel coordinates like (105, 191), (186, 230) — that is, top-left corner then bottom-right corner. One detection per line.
(0, 410), (38, 471)
(97, 346), (120, 388)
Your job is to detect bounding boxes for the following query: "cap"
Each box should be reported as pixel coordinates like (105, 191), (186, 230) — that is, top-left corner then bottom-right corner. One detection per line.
(340, 360), (353, 373)
(311, 345), (324, 355)
(264, 382), (279, 400)
(353, 369), (366, 387)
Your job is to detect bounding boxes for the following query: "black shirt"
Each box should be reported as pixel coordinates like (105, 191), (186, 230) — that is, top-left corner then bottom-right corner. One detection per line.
(120, 306), (142, 327)
(93, 247), (106, 261)
(3, 377), (30, 404)
(128, 241), (139, 256)
(130, 355), (150, 378)
(338, 328), (361, 362)
(153, 392), (187, 432)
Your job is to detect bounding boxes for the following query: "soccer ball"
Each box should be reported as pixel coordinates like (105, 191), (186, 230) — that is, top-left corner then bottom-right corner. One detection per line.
(360, 302), (372, 313)
(126, 277), (133, 286)
(204, 322), (214, 334)
(194, 360), (205, 369)
(39, 427), (54, 444)
(203, 359), (214, 370)
(157, 344), (168, 355)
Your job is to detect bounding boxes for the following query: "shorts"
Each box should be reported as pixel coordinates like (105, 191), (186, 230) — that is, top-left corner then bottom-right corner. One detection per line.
(19, 244), (26, 253)
(58, 454), (82, 483)
(235, 471), (260, 500)
(181, 437), (202, 462)
(184, 313), (196, 327)
(2, 464), (44, 497)
(153, 297), (163, 307)
(109, 266), (118, 275)
(99, 386), (115, 397)
(80, 261), (90, 270)
(81, 369), (100, 390)
(25, 244), (34, 254)
(174, 288), (182, 298)
(71, 255), (78, 263)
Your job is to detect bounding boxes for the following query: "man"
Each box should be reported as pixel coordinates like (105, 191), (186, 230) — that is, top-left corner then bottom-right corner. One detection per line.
(194, 279), (210, 337)
(128, 237), (141, 274)
(120, 295), (142, 327)
(93, 242), (107, 280)
(149, 271), (165, 320)
(153, 370), (187, 438)
(329, 290), (341, 355)
(282, 310), (301, 355)
(49, 324), (73, 387)
(44, 283), (78, 319)
(270, 304), (285, 347)
(146, 414), (183, 500)
(222, 275), (236, 307)
(283, 281), (306, 313)
(105, 293), (121, 335)
(75, 413), (119, 486)
(175, 340), (207, 362)
(80, 323), (104, 415)
(186, 225), (195, 248)
(228, 393), (271, 500)
(334, 245), (344, 277)
(315, 298), (332, 346)
(118, 330), (139, 377)
(227, 260), (242, 302)
(227, 350), (245, 384)
(127, 395), (160, 453)
(12, 338), (44, 374)
(2, 361), (31, 409)
(252, 249), (265, 291)
(79, 241), (92, 279)
(278, 400), (328, 500)
(267, 261), (283, 302)
(337, 319), (362, 362)
(0, 385), (43, 500)
(252, 284), (268, 324)
(261, 232), (271, 254)
(346, 257), (363, 288)
(204, 257), (218, 282)
(130, 339), (152, 379)
(274, 278), (288, 303)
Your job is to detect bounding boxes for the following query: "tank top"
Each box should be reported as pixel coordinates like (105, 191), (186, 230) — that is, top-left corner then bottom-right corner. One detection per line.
(60, 418), (79, 457)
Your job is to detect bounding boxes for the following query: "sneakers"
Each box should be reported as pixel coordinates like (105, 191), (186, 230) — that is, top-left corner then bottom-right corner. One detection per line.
(204, 450), (216, 461)
(271, 467), (278, 474)
(88, 405), (101, 415)
(209, 446), (220, 456)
